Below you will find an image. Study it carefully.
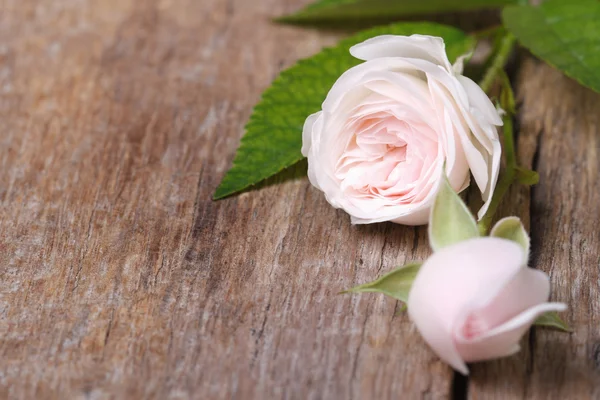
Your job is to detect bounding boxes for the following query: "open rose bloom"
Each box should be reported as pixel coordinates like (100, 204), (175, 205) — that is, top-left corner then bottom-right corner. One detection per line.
(302, 35), (502, 224)
(408, 238), (566, 374)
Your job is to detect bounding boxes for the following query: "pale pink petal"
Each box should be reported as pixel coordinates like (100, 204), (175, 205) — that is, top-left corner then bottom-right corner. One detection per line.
(476, 136), (501, 219)
(476, 268), (550, 328)
(408, 238), (525, 372)
(452, 52), (472, 75)
(387, 205), (430, 225)
(350, 163), (443, 224)
(301, 112), (320, 157)
(362, 72), (432, 110)
(455, 303), (567, 363)
(322, 58), (416, 113)
(441, 108), (469, 191)
(301, 35), (501, 225)
(427, 78), (500, 217)
(350, 34), (452, 70)
(457, 75), (503, 126)
(453, 267), (553, 362)
(410, 297), (469, 375)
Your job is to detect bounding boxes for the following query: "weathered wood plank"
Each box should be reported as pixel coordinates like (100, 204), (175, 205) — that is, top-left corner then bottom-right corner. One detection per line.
(469, 60), (600, 398)
(0, 0), (454, 398)
(466, 58), (539, 399)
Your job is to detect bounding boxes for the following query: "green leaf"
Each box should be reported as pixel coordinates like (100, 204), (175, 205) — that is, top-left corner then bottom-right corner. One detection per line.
(535, 311), (572, 332)
(515, 167), (540, 186)
(490, 216), (530, 257)
(429, 173), (479, 251)
(214, 23), (475, 199)
(503, 0), (600, 94)
(342, 262), (422, 303)
(278, 0), (518, 28)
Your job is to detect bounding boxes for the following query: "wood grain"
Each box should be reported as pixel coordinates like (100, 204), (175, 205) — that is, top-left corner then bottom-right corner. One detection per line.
(0, 0), (452, 398)
(468, 60), (600, 399)
(464, 57), (539, 399)
(1, 0), (599, 399)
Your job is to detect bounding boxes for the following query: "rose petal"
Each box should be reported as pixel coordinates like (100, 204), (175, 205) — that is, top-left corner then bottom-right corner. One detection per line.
(475, 268), (551, 328)
(455, 302), (567, 363)
(350, 34), (452, 71)
(322, 58), (416, 114)
(453, 267), (554, 362)
(457, 75), (503, 126)
(410, 295), (470, 375)
(302, 35), (501, 226)
(301, 112), (319, 157)
(429, 80), (491, 193)
(476, 136), (501, 219)
(408, 238), (525, 372)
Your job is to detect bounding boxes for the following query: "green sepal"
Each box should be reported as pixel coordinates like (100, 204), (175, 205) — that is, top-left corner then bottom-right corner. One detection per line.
(535, 311), (572, 333)
(515, 167), (540, 186)
(341, 262), (422, 303)
(490, 216), (530, 258)
(429, 172), (479, 251)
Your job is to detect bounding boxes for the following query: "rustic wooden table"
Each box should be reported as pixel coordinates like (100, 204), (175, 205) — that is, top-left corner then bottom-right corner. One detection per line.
(1, 0), (599, 398)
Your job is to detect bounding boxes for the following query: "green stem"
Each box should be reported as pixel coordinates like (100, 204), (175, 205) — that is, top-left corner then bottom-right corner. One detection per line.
(478, 114), (516, 235)
(479, 32), (517, 94)
(476, 32), (519, 235)
(471, 25), (505, 40)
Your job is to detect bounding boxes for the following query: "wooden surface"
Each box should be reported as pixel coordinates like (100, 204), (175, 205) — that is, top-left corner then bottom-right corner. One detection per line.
(468, 59), (600, 399)
(0, 1), (598, 399)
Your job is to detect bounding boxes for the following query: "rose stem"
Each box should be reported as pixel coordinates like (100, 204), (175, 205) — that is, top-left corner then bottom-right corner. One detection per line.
(477, 111), (516, 235)
(471, 25), (505, 40)
(479, 32), (516, 94)
(475, 30), (519, 234)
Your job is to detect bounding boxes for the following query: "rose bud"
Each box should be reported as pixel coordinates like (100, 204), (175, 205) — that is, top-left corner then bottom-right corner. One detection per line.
(302, 34), (502, 225)
(407, 237), (566, 374)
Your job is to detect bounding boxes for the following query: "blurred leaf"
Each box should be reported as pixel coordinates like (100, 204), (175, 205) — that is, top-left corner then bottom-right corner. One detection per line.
(535, 311), (572, 332)
(279, 0), (518, 28)
(214, 23), (475, 199)
(342, 262), (422, 302)
(429, 173), (479, 251)
(490, 216), (530, 257)
(503, 0), (600, 94)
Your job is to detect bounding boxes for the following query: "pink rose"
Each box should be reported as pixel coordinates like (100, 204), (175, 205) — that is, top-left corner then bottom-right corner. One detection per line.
(301, 34), (502, 225)
(407, 237), (566, 374)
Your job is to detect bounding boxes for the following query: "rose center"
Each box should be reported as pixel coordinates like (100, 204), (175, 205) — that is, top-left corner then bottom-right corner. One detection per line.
(333, 104), (438, 201)
(460, 311), (490, 340)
